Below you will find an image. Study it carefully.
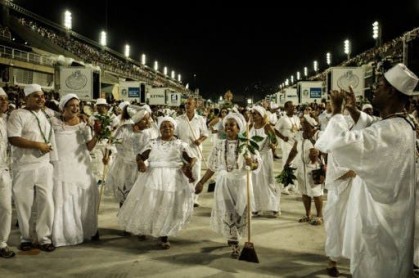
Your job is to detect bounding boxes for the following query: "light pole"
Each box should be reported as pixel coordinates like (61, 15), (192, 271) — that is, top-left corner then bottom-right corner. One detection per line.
(344, 39), (351, 60)
(313, 60), (318, 73)
(163, 66), (168, 75)
(141, 54), (146, 65)
(304, 67), (308, 79)
(372, 21), (382, 47)
(154, 61), (158, 71)
(124, 44), (130, 58)
(99, 31), (107, 48)
(326, 52), (331, 66)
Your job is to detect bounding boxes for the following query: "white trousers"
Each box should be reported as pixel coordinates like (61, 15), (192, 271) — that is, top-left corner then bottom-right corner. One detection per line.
(0, 169), (12, 248)
(12, 163), (54, 244)
(192, 159), (202, 204)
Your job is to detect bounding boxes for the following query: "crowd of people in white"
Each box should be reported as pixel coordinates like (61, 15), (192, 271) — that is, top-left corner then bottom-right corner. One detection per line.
(0, 63), (419, 278)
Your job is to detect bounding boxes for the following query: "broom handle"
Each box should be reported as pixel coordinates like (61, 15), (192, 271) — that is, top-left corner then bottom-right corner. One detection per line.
(246, 124), (251, 242)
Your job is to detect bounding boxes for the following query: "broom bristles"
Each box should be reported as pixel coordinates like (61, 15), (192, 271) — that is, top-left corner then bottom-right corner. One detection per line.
(238, 242), (259, 263)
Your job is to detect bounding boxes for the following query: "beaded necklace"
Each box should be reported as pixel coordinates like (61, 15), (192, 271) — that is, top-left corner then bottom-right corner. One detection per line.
(29, 109), (52, 143)
(225, 139), (239, 172)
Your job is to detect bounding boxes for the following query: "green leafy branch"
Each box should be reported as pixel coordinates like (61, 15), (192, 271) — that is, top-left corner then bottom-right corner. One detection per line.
(275, 165), (297, 187)
(93, 114), (121, 144)
(237, 132), (263, 155)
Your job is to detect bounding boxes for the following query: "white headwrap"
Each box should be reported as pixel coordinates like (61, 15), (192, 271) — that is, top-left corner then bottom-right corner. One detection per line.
(362, 103), (373, 111)
(131, 110), (149, 124)
(157, 116), (177, 130)
(0, 88), (6, 96)
(127, 104), (152, 123)
(118, 101), (130, 110)
(59, 93), (79, 111)
(223, 112), (246, 133)
(252, 105), (267, 118)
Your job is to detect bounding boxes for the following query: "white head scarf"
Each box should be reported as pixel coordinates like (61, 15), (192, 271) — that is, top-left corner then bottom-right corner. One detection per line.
(223, 112), (246, 133)
(59, 93), (79, 111)
(157, 116), (177, 130)
(252, 105), (267, 118)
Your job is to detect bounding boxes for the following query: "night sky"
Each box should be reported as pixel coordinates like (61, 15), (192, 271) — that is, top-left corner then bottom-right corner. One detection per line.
(14, 1), (419, 101)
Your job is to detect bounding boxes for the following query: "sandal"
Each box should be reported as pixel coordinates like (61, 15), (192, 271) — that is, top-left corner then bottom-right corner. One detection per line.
(160, 242), (171, 249)
(0, 247), (16, 258)
(230, 244), (240, 259)
(326, 266), (340, 277)
(310, 217), (323, 226)
(298, 216), (311, 223)
(39, 243), (56, 252)
(19, 242), (32, 251)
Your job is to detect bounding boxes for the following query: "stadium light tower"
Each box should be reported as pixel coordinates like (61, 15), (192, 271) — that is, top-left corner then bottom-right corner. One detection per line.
(372, 21), (382, 47)
(154, 61), (159, 71)
(313, 60), (318, 72)
(63, 10), (72, 30)
(171, 70), (175, 79)
(164, 66), (168, 75)
(99, 31), (107, 47)
(141, 54), (146, 65)
(304, 66), (308, 77)
(124, 44), (130, 58)
(290, 75), (294, 84)
(296, 71), (300, 81)
(285, 78), (289, 86)
(344, 39), (351, 60)
(326, 52), (331, 66)
(177, 74), (181, 82)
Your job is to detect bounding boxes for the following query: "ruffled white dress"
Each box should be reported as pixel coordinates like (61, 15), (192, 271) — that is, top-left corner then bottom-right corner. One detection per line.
(106, 125), (150, 204)
(51, 118), (98, 247)
(118, 138), (195, 237)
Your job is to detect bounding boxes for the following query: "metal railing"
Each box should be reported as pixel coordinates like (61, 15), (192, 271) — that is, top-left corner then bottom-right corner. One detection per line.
(0, 44), (55, 66)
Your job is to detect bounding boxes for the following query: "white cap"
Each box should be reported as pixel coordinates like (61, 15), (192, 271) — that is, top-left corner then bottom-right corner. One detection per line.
(24, 84), (42, 96)
(362, 103), (373, 111)
(0, 87), (6, 96)
(95, 98), (108, 106)
(59, 93), (79, 111)
(384, 63), (419, 96)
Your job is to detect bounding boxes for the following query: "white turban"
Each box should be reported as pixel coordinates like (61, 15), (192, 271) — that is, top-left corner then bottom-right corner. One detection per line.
(252, 105), (267, 118)
(157, 116), (177, 131)
(362, 103), (373, 111)
(0, 88), (6, 96)
(223, 112), (246, 133)
(24, 84), (42, 96)
(59, 93), (79, 111)
(118, 101), (130, 110)
(131, 110), (149, 124)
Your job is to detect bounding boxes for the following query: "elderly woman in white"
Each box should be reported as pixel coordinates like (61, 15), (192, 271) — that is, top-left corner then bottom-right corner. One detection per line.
(118, 116), (196, 249)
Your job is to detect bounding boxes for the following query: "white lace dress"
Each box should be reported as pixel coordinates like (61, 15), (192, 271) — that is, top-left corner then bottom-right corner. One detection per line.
(249, 126), (280, 213)
(106, 125), (150, 204)
(118, 138), (195, 237)
(51, 118), (98, 247)
(208, 139), (261, 240)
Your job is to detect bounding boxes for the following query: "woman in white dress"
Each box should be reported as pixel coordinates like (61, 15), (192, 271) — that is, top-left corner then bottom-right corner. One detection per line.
(51, 94), (99, 247)
(118, 116), (196, 249)
(106, 106), (151, 208)
(195, 112), (261, 259)
(249, 105), (279, 217)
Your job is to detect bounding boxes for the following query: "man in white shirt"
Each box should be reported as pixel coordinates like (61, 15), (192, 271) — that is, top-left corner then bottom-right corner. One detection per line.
(0, 88), (15, 258)
(8, 84), (57, 252)
(175, 97), (208, 207)
(274, 101), (301, 194)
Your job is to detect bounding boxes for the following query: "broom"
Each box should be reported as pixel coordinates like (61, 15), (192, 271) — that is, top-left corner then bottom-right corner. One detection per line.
(238, 124), (259, 263)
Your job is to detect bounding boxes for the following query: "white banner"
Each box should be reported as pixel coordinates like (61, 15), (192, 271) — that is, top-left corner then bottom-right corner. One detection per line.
(331, 67), (365, 98)
(148, 90), (166, 105)
(60, 67), (92, 100)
